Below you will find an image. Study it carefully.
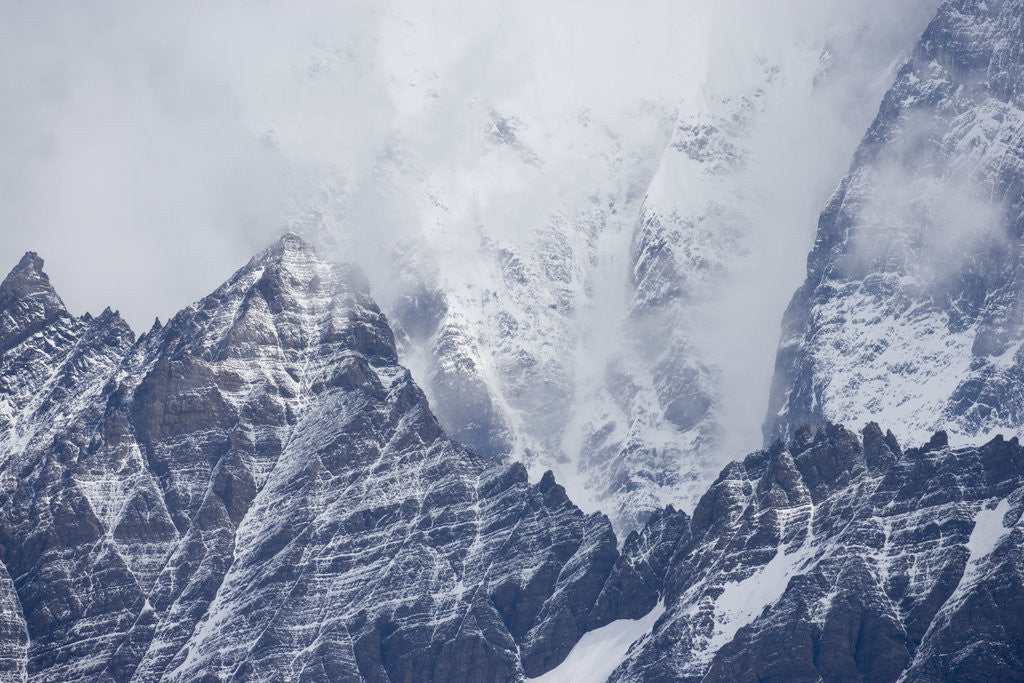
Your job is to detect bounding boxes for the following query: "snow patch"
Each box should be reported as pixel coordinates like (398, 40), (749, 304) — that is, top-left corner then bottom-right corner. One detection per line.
(528, 601), (665, 683)
(963, 498), (1012, 585)
(706, 542), (815, 652)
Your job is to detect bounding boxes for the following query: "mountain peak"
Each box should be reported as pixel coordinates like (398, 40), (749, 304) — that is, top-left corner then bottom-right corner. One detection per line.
(240, 232), (324, 286)
(256, 232), (319, 270)
(199, 233), (326, 308)
(0, 251), (69, 350)
(2, 251), (56, 298)
(270, 231), (314, 254)
(153, 231), (392, 366)
(246, 232), (373, 304)
(12, 250), (43, 273)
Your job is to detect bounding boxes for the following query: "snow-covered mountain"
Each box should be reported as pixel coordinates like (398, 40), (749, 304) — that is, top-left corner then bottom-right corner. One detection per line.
(610, 423), (1024, 681)
(588, 0), (941, 526)
(0, 238), (648, 681)
(308, 1), (940, 531)
(4, 1), (939, 532)
(767, 0), (1024, 447)
(4, 0), (1024, 680)
(2, 239), (1022, 682)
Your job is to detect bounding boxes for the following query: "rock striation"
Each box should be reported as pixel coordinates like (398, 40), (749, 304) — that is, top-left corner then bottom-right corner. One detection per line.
(1, 239), (1023, 681)
(611, 423), (1024, 682)
(0, 237), (641, 682)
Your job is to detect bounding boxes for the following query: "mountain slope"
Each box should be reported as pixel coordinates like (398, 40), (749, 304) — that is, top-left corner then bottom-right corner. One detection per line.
(0, 237), (649, 682)
(610, 423), (1024, 682)
(2, 239), (1022, 681)
(767, 0), (1024, 446)
(345, 1), (939, 531)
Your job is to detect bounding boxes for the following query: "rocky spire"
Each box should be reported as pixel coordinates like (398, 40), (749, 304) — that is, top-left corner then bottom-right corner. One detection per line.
(0, 252), (69, 352)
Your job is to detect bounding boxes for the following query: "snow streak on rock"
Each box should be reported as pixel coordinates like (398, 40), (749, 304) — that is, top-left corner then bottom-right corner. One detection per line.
(527, 600), (665, 683)
(344, 1), (938, 532)
(2, 238), (1023, 681)
(0, 237), (652, 681)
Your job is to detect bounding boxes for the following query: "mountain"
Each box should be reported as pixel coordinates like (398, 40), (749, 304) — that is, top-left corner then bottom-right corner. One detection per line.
(601, 1), (937, 527)
(2, 238), (1023, 681)
(767, 0), (1024, 446)
(5, 1), (1024, 679)
(0, 237), (652, 681)
(335, 1), (939, 531)
(608, 422), (1024, 681)
(366, 99), (678, 530)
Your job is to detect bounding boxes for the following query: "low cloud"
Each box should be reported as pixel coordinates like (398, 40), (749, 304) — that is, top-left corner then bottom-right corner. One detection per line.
(0, 0), (703, 329)
(0, 0), (943, 474)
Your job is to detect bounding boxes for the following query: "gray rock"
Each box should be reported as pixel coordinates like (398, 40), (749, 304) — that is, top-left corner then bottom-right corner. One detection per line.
(0, 236), (639, 681)
(612, 424), (1024, 682)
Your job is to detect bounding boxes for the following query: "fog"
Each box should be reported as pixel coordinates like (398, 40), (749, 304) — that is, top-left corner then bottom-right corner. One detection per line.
(0, 0), (701, 328)
(687, 0), (942, 461)
(0, 1), (941, 480)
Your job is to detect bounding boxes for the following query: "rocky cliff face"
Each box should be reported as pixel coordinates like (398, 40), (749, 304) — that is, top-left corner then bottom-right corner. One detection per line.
(367, 2), (937, 532)
(1, 239), (1023, 681)
(5, 3), (1024, 677)
(611, 423), (1024, 682)
(767, 0), (1024, 446)
(368, 101), (678, 530)
(0, 237), (650, 682)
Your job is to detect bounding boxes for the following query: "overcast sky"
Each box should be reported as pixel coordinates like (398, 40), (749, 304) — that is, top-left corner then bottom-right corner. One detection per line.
(0, 1), (936, 327)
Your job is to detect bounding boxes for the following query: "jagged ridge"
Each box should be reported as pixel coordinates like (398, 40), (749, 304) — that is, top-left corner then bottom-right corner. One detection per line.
(0, 237), (648, 682)
(611, 422), (1024, 681)
(767, 0), (1024, 446)
(1, 239), (1023, 681)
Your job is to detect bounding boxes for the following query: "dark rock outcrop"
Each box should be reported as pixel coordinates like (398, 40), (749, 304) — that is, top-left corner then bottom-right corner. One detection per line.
(2, 239), (1023, 681)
